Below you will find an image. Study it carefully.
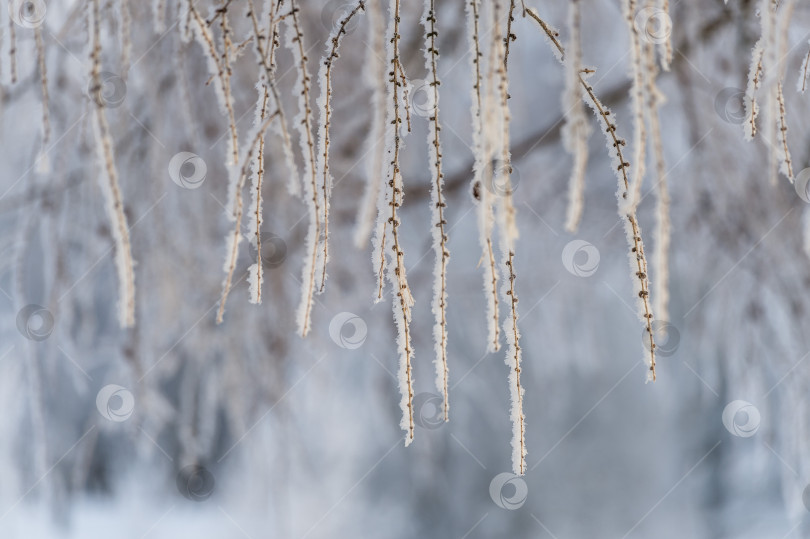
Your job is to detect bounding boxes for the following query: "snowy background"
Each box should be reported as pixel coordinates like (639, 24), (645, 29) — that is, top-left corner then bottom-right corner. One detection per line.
(2, 0), (810, 537)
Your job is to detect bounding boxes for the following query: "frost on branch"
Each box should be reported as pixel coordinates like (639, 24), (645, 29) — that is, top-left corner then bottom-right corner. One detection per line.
(798, 40), (810, 94)
(88, 0), (135, 328)
(467, 0), (500, 353)
(621, 0), (647, 213)
(354, 0), (387, 249)
(285, 0), (321, 337)
(372, 0), (415, 445)
(421, 0), (450, 421)
(217, 108), (279, 323)
(492, 0), (525, 476)
(314, 1), (366, 294)
(247, 83), (271, 305)
(562, 0), (591, 233)
(528, 9), (657, 381)
(743, 39), (763, 141)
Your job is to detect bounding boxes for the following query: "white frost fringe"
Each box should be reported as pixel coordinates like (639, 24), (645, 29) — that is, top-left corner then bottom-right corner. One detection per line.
(247, 83), (270, 305)
(421, 0), (450, 421)
(621, 0), (647, 213)
(467, 0), (500, 354)
(89, 0), (135, 328)
(562, 0), (591, 233)
(492, 0), (525, 476)
(286, 2), (321, 337)
(355, 0), (387, 249)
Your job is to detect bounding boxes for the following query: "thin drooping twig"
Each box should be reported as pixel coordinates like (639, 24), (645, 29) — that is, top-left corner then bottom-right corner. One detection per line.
(375, 0), (415, 445)
(503, 0), (517, 71)
(421, 0), (450, 421)
(775, 82), (794, 183)
(466, 0), (500, 352)
(656, 0), (673, 70)
(580, 73), (657, 381)
(246, 0), (300, 198)
(120, 0), (132, 79)
(354, 0), (387, 248)
(473, 0), (505, 357)
(743, 39), (763, 141)
(88, 0), (136, 328)
(217, 110), (280, 323)
(621, 0), (648, 212)
(34, 26), (51, 173)
(562, 0), (591, 233)
(773, 1), (795, 183)
(316, 1), (366, 293)
(529, 10), (657, 381)
(8, 11), (17, 85)
(216, 1), (239, 166)
(493, 0), (525, 476)
(287, 0), (321, 337)
(248, 83), (270, 305)
(642, 34), (671, 322)
(187, 3), (239, 168)
(798, 40), (810, 94)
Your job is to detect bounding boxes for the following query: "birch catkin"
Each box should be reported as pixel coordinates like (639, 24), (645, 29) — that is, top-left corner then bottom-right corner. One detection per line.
(421, 0), (450, 421)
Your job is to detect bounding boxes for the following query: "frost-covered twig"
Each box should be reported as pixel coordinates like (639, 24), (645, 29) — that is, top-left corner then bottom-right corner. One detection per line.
(503, 250), (524, 475)
(287, 0), (322, 337)
(561, 0), (591, 233)
(743, 39), (763, 141)
(8, 11), (17, 85)
(217, 109), (279, 323)
(656, 0), (672, 70)
(89, 0), (135, 328)
(621, 0), (648, 212)
(316, 1), (366, 293)
(120, 0), (132, 79)
(216, 1), (238, 166)
(504, 0), (517, 70)
(775, 82), (794, 182)
(798, 40), (810, 94)
(187, 2), (239, 167)
(493, 0), (525, 475)
(246, 0), (300, 197)
(580, 74), (656, 380)
(643, 36), (670, 321)
(467, 0), (500, 353)
(354, 0), (387, 248)
(421, 0), (450, 421)
(247, 84), (271, 305)
(34, 26), (51, 173)
(531, 12), (657, 381)
(375, 0), (415, 445)
(152, 0), (166, 33)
